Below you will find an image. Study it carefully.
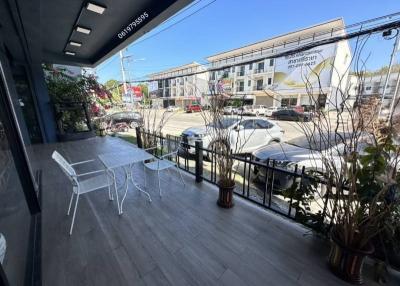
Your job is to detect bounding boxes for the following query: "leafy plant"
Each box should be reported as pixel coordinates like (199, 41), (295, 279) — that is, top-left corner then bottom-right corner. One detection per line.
(43, 64), (111, 133)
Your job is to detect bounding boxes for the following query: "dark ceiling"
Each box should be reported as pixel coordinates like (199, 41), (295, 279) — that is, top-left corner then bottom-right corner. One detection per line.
(38, 0), (192, 66)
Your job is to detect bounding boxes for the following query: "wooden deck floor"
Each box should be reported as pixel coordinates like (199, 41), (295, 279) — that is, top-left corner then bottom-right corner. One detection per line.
(31, 136), (400, 286)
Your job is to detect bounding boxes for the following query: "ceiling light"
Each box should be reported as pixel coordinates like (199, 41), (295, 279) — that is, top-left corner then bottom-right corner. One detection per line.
(86, 2), (106, 14)
(69, 41), (82, 47)
(76, 26), (91, 34)
(65, 51), (76, 56)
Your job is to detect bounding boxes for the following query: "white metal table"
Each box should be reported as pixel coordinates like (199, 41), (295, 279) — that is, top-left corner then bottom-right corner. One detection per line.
(98, 150), (154, 215)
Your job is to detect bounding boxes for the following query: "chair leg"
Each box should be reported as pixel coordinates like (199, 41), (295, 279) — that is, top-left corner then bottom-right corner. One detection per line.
(107, 172), (113, 201)
(158, 169), (162, 197)
(67, 191), (75, 215)
(177, 167), (185, 187)
(144, 163), (147, 188)
(69, 193), (80, 235)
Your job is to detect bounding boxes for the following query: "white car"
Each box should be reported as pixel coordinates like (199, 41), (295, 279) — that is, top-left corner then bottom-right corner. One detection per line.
(265, 106), (286, 117)
(166, 106), (180, 112)
(241, 105), (267, 116)
(181, 117), (284, 155)
(223, 106), (237, 115)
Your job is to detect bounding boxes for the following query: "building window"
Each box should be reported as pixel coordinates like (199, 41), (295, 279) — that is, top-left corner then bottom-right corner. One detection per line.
(249, 63), (253, 70)
(231, 66), (235, 73)
(256, 79), (263, 90)
(248, 80), (251, 86)
(211, 72), (216, 80)
(365, 86), (372, 91)
(255, 62), (264, 73)
(267, 78), (272, 85)
(269, 59), (274, 66)
(237, 81), (244, 92)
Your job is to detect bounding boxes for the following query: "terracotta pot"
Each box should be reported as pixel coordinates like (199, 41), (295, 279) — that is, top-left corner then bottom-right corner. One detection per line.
(217, 181), (235, 208)
(328, 231), (374, 284)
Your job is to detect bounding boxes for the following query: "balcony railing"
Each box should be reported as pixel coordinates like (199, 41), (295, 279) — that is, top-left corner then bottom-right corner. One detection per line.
(253, 85), (264, 91)
(254, 68), (265, 74)
(236, 71), (245, 76)
(236, 87), (245, 92)
(136, 128), (333, 234)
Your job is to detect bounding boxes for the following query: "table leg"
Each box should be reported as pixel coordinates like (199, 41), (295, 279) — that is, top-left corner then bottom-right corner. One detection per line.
(111, 169), (121, 214)
(130, 164), (152, 202)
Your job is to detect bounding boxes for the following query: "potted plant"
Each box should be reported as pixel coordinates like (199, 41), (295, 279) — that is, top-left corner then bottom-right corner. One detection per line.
(284, 36), (400, 283)
(200, 91), (246, 208)
(43, 64), (112, 141)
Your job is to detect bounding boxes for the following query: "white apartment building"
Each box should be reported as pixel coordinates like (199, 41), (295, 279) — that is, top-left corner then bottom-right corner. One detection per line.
(347, 71), (400, 110)
(206, 18), (352, 110)
(148, 62), (209, 108)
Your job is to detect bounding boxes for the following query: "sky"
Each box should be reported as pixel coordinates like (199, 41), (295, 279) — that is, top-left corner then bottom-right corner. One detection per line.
(96, 0), (400, 84)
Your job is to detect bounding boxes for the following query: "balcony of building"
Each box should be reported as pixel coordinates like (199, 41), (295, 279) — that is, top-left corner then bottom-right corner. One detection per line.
(27, 136), (400, 286)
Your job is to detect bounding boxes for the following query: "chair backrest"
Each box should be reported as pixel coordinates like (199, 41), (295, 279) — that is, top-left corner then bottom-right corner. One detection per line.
(51, 151), (77, 184)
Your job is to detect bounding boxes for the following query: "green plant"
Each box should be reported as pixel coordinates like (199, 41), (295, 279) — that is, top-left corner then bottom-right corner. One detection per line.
(43, 65), (111, 133)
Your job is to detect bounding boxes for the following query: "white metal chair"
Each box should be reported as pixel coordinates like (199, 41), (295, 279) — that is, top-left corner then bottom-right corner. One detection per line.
(51, 151), (113, 235)
(143, 149), (185, 197)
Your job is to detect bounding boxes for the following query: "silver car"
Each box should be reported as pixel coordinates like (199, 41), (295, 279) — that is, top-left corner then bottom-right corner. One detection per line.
(181, 117), (284, 155)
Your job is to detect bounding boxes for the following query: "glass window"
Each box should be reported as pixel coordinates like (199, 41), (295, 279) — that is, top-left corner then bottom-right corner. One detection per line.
(248, 80), (251, 86)
(254, 119), (272, 129)
(249, 63), (253, 70)
(0, 119), (32, 286)
(240, 120), (254, 129)
(269, 59), (274, 66)
(267, 78), (272, 85)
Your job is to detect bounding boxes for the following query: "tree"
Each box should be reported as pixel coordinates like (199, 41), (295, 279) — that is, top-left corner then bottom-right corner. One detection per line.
(104, 79), (123, 103)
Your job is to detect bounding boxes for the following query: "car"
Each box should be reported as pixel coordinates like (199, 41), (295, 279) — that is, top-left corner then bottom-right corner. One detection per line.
(105, 111), (143, 129)
(185, 104), (202, 113)
(181, 117), (284, 155)
(242, 105), (267, 116)
(223, 106), (237, 115)
(166, 105), (180, 112)
(251, 132), (364, 190)
(265, 106), (286, 117)
(271, 109), (311, 121)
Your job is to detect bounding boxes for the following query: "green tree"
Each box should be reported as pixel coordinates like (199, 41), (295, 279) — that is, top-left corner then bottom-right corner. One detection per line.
(105, 79), (123, 103)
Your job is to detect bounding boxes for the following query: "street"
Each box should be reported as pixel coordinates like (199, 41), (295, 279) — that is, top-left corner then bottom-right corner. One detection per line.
(131, 109), (307, 141)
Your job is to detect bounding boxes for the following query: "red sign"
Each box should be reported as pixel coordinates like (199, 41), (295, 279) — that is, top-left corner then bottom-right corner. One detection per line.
(130, 86), (143, 97)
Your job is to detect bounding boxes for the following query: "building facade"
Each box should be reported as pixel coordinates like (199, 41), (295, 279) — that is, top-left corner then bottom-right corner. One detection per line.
(205, 18), (351, 110)
(148, 62), (209, 108)
(347, 71), (400, 112)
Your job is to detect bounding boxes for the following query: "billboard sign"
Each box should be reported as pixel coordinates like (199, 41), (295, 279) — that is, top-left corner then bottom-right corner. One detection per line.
(273, 43), (336, 92)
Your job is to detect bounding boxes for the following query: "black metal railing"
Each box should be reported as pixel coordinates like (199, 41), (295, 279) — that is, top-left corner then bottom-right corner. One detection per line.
(135, 128), (331, 233)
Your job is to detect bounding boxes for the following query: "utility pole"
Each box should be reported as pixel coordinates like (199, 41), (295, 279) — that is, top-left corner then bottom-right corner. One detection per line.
(378, 30), (400, 117)
(119, 49), (128, 97)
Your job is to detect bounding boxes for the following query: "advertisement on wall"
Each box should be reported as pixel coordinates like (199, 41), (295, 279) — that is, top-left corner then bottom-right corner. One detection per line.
(273, 43), (336, 93)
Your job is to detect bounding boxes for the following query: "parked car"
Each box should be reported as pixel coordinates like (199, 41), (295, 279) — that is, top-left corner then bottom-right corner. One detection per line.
(251, 133), (361, 189)
(166, 105), (180, 112)
(185, 104), (202, 113)
(265, 106), (286, 117)
(271, 109), (311, 121)
(223, 106), (237, 115)
(105, 111), (143, 130)
(242, 105), (267, 116)
(181, 117), (284, 155)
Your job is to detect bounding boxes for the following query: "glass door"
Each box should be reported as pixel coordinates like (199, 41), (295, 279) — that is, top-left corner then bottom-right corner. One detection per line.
(0, 52), (41, 286)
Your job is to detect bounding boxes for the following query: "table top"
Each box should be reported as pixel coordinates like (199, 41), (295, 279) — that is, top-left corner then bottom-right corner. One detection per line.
(98, 149), (154, 169)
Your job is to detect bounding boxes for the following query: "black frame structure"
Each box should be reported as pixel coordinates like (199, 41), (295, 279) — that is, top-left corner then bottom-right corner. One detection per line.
(0, 54), (41, 286)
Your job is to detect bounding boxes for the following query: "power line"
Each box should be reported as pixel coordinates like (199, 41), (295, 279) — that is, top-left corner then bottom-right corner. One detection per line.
(127, 14), (400, 84)
(130, 0), (216, 47)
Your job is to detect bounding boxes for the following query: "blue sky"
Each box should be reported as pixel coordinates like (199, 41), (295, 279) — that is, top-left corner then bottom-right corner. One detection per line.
(96, 0), (400, 83)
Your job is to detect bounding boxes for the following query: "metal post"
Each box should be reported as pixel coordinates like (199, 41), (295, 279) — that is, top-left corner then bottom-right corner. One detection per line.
(135, 127), (142, 148)
(379, 31), (400, 116)
(119, 50), (128, 96)
(195, 140), (203, 183)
